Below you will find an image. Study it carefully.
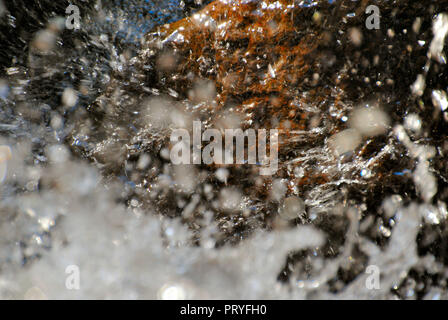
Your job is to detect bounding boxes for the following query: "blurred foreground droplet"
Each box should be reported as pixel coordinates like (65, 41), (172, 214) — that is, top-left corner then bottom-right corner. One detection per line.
(279, 196), (305, 220)
(158, 283), (186, 300)
(349, 106), (390, 137)
(24, 287), (48, 300)
(0, 145), (12, 184)
(62, 88), (78, 107)
(329, 129), (362, 156)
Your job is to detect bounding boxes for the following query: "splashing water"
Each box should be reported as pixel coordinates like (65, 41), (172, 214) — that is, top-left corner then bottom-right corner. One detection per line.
(0, 0), (448, 300)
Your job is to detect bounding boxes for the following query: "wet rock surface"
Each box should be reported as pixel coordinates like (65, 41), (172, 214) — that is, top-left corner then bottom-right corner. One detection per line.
(1, 0), (448, 299)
